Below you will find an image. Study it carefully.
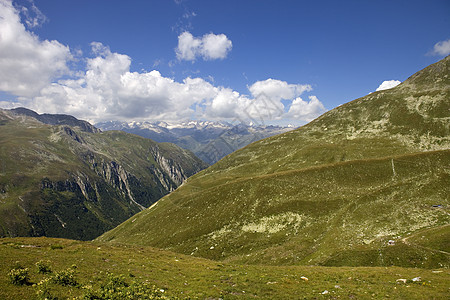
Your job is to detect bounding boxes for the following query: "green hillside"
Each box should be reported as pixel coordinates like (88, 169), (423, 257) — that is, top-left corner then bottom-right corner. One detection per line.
(0, 110), (207, 240)
(98, 57), (450, 268)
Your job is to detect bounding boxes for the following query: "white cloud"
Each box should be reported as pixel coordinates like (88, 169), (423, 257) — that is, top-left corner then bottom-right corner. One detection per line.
(176, 31), (232, 61)
(208, 88), (242, 119)
(200, 33), (233, 60)
(0, 0), (72, 98)
(429, 39), (450, 56)
(375, 80), (401, 91)
(25, 43), (323, 124)
(205, 79), (321, 124)
(287, 96), (326, 122)
(18, 0), (47, 28)
(249, 79), (312, 100)
(0, 1), (323, 125)
(29, 43), (218, 121)
(175, 32), (201, 61)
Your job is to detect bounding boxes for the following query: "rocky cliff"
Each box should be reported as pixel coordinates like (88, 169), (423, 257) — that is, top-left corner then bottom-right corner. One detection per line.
(0, 108), (207, 240)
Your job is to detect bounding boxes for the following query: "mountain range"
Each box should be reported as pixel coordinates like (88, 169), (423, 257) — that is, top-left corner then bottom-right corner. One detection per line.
(0, 108), (207, 240)
(1, 57), (449, 299)
(99, 56), (450, 268)
(96, 120), (293, 165)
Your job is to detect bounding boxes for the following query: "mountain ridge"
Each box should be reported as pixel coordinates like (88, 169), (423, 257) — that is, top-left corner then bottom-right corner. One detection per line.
(10, 107), (101, 133)
(96, 120), (293, 165)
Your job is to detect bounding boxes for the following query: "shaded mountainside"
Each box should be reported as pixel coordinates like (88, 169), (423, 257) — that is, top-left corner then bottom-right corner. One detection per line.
(98, 57), (450, 267)
(96, 120), (292, 165)
(0, 109), (207, 240)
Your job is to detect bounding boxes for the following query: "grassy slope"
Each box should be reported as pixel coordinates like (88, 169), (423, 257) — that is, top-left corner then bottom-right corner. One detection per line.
(1, 237), (449, 299)
(99, 150), (450, 267)
(98, 57), (450, 267)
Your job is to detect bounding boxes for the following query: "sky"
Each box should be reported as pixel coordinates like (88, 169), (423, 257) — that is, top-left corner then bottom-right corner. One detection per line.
(0, 0), (449, 126)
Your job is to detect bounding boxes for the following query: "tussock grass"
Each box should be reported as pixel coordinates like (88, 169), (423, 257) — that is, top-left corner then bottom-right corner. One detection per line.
(1, 237), (449, 299)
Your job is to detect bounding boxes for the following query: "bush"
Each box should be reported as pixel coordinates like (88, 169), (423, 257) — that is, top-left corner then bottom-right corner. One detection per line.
(81, 272), (168, 299)
(52, 267), (78, 286)
(8, 267), (30, 285)
(36, 260), (52, 274)
(35, 277), (57, 300)
(50, 244), (63, 250)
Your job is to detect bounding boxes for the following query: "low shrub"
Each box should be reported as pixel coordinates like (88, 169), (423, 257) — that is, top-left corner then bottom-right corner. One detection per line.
(52, 267), (78, 286)
(82, 272), (168, 299)
(35, 277), (57, 300)
(36, 260), (52, 274)
(8, 267), (30, 285)
(50, 244), (63, 250)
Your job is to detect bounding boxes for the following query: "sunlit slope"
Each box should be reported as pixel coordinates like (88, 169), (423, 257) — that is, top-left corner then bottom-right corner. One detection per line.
(99, 150), (449, 266)
(99, 57), (450, 266)
(193, 56), (449, 184)
(2, 237), (449, 299)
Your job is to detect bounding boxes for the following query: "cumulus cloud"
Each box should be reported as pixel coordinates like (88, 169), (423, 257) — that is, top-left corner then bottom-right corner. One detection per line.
(176, 32), (201, 61)
(204, 79), (323, 124)
(201, 33), (233, 60)
(176, 31), (232, 61)
(249, 79), (312, 100)
(375, 80), (401, 91)
(29, 43), (218, 121)
(429, 39), (450, 56)
(22, 42), (323, 124)
(287, 96), (326, 122)
(4, 40), (324, 124)
(0, 1), (324, 125)
(0, 0), (72, 98)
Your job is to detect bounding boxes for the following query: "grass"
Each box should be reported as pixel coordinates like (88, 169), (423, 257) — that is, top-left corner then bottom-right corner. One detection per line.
(98, 150), (450, 267)
(1, 237), (449, 299)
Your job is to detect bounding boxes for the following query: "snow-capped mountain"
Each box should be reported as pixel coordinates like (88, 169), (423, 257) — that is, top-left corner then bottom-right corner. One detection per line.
(96, 120), (294, 164)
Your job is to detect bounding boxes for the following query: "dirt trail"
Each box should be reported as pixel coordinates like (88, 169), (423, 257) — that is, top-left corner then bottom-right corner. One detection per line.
(400, 224), (450, 256)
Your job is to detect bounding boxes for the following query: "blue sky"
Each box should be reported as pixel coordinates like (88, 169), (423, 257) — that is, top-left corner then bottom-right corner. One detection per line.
(0, 0), (449, 126)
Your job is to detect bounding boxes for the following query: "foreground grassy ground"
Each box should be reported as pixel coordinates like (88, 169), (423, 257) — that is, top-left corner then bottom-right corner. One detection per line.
(1, 237), (448, 299)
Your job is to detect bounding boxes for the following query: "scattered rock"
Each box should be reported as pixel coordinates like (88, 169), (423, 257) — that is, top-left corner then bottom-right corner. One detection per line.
(322, 290), (329, 295)
(300, 276), (309, 282)
(412, 277), (421, 282)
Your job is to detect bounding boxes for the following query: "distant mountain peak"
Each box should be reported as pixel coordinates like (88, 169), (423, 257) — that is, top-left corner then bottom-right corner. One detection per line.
(96, 120), (293, 164)
(9, 107), (101, 133)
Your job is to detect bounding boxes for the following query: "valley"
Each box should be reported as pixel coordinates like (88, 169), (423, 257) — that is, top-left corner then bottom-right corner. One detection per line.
(0, 109), (207, 240)
(96, 120), (292, 165)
